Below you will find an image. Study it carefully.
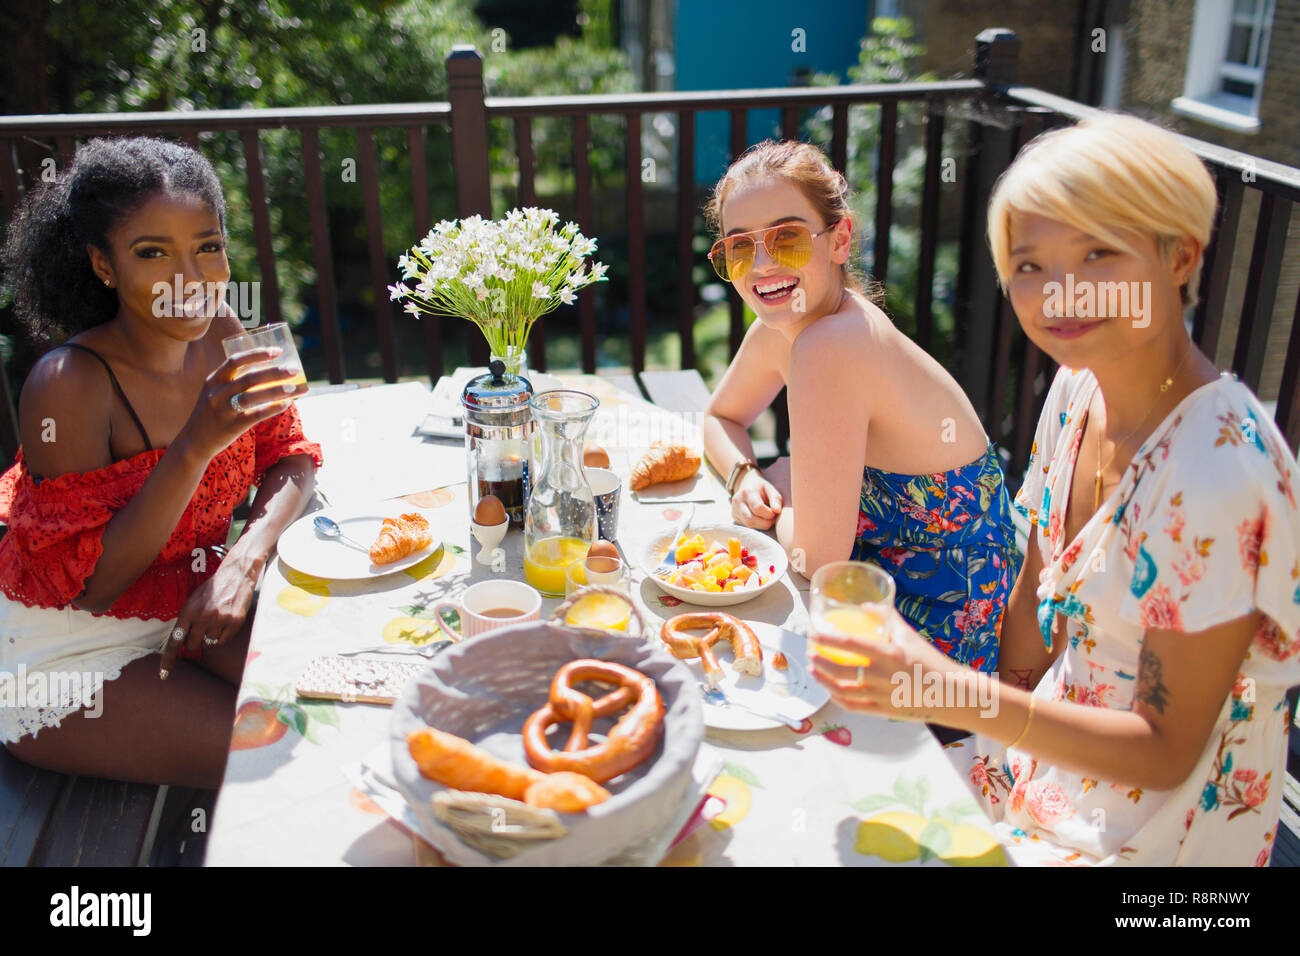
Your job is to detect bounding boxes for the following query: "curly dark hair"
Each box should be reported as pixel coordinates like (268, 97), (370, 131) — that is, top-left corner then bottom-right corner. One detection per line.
(1, 136), (226, 348)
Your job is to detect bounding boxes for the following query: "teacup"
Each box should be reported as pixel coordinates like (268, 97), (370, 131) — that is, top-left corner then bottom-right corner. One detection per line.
(432, 580), (541, 641)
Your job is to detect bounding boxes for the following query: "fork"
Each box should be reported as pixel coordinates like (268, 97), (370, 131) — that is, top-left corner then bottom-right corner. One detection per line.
(698, 682), (804, 730)
(653, 503), (696, 576)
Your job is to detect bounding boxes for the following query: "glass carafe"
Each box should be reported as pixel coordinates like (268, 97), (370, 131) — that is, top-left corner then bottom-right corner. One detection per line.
(524, 389), (599, 596)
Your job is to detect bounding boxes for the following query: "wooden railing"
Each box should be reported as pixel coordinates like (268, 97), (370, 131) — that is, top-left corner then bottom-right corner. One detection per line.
(2, 28), (1298, 478)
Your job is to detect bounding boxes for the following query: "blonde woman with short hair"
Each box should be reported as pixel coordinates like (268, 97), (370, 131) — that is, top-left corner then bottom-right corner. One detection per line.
(810, 113), (1300, 866)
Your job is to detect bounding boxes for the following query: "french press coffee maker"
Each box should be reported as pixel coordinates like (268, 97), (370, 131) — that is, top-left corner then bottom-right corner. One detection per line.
(462, 360), (534, 528)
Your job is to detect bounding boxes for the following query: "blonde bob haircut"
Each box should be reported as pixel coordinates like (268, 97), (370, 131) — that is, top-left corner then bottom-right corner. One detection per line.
(987, 113), (1217, 308)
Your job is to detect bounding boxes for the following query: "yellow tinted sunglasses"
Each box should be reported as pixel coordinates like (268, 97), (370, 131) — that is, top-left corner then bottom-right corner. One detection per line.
(708, 221), (838, 282)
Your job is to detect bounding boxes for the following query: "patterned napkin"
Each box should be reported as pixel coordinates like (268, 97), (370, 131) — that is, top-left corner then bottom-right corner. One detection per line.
(345, 742), (724, 866)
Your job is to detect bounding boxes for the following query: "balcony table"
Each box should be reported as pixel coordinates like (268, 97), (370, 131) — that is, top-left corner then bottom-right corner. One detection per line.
(203, 371), (1018, 867)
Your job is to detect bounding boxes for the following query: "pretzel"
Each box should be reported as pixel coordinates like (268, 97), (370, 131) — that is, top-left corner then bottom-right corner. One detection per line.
(522, 660), (664, 784)
(660, 612), (763, 687)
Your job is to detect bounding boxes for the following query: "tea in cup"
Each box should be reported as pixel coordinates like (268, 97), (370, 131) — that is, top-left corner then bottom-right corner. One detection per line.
(432, 580), (541, 641)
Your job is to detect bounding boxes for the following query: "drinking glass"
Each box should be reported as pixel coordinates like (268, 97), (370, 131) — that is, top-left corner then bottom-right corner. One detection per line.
(808, 561), (896, 666)
(221, 323), (307, 395)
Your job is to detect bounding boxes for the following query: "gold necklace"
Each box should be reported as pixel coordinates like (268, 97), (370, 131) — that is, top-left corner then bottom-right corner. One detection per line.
(1093, 343), (1194, 510)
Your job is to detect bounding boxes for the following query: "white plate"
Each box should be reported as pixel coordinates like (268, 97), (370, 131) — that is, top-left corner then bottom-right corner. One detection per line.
(276, 508), (441, 580)
(672, 621), (827, 731)
(638, 522), (787, 607)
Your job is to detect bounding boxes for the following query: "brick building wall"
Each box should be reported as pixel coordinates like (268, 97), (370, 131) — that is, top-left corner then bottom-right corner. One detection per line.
(902, 0), (1084, 94)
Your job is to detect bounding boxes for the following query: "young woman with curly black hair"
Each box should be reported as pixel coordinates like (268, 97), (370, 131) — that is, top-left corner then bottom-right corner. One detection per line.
(0, 137), (320, 788)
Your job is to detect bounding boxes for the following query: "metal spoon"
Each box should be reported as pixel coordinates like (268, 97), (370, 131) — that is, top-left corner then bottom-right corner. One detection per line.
(699, 682), (804, 730)
(313, 515), (370, 553)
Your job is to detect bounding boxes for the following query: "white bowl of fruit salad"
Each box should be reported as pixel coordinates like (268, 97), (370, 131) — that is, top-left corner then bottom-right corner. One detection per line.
(640, 523), (788, 607)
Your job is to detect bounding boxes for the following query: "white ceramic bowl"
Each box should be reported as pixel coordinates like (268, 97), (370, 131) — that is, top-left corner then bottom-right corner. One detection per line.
(638, 522), (788, 607)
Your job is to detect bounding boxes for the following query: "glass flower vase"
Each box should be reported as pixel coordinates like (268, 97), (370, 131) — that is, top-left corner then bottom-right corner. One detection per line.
(489, 345), (528, 380)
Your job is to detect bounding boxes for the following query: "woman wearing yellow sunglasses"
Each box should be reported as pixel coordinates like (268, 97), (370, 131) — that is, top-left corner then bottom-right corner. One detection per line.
(701, 139), (1021, 673)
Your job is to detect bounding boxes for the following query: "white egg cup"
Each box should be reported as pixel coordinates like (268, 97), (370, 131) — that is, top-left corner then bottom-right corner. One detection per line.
(470, 519), (509, 566)
(584, 555), (624, 587)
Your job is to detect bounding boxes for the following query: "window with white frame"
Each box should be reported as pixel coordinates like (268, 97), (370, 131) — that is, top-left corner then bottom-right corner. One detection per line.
(1173, 0), (1275, 133)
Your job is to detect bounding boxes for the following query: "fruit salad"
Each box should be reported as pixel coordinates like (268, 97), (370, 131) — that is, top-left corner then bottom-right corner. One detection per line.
(658, 534), (769, 593)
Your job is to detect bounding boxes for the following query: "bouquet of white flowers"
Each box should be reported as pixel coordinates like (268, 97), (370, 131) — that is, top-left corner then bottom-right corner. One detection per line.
(389, 207), (609, 375)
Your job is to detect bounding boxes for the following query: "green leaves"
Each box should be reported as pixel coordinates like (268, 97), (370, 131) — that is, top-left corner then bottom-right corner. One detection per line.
(34, 0), (633, 379)
(849, 772), (935, 816)
(893, 772), (930, 814)
(917, 820), (952, 862)
(938, 799), (983, 820)
(848, 793), (898, 814)
(298, 700), (340, 728)
(722, 763), (762, 788)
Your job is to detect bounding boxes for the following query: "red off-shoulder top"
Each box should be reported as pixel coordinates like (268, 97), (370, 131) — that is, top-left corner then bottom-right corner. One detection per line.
(0, 403), (323, 621)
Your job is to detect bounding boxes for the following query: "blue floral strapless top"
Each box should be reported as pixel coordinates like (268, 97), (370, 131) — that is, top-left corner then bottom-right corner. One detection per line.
(851, 442), (1021, 672)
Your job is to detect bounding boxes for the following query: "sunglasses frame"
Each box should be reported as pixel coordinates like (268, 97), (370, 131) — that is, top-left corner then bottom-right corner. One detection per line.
(708, 220), (840, 282)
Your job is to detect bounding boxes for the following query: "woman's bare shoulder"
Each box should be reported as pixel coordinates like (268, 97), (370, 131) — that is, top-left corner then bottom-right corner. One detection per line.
(22, 342), (114, 406)
(738, 313), (787, 351)
(793, 293), (890, 363)
(19, 345), (115, 472)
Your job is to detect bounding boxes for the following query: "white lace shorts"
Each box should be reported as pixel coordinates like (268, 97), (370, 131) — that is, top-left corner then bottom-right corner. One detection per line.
(0, 594), (175, 744)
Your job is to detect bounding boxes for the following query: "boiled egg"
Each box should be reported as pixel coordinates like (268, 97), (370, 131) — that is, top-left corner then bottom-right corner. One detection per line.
(583, 442), (611, 468)
(585, 540), (620, 571)
(473, 495), (507, 526)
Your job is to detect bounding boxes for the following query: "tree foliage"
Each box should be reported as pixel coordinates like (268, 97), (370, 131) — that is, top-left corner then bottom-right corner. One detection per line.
(803, 17), (962, 364)
(7, 0), (635, 379)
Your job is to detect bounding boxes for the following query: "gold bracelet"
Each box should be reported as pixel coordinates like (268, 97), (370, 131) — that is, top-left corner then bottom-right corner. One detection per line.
(1007, 696), (1036, 750)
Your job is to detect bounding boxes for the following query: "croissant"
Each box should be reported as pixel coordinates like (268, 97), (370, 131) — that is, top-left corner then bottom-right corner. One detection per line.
(369, 512), (432, 565)
(407, 727), (610, 811)
(629, 442), (701, 490)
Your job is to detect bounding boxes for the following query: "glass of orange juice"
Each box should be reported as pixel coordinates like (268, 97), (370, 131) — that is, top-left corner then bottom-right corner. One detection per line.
(222, 322), (308, 394)
(562, 559), (631, 631)
(565, 590), (632, 631)
(808, 561), (895, 667)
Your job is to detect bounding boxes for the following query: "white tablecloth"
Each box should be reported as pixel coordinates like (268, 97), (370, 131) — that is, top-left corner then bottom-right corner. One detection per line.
(205, 374), (1015, 867)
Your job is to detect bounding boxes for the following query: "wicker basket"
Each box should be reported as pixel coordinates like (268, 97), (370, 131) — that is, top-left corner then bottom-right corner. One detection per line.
(390, 619), (702, 866)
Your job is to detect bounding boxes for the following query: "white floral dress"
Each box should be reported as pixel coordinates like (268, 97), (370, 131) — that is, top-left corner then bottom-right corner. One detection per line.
(950, 366), (1300, 866)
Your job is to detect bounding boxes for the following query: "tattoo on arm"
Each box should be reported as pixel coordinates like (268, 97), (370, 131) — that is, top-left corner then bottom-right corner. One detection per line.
(1137, 646), (1171, 714)
(1008, 668), (1034, 690)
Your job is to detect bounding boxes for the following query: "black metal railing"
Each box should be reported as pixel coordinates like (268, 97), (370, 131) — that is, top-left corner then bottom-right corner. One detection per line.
(1, 28), (1297, 478)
